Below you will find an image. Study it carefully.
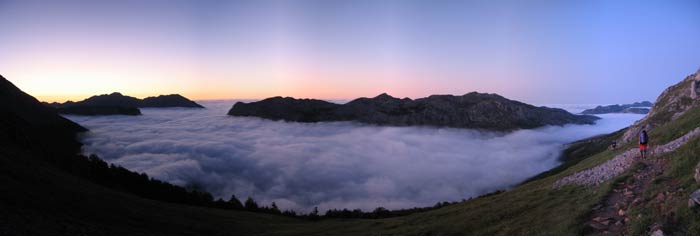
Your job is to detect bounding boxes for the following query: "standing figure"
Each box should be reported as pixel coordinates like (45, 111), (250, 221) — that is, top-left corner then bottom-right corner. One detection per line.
(639, 130), (649, 159)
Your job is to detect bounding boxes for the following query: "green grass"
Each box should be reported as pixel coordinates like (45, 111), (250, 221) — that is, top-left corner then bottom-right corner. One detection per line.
(624, 137), (700, 235)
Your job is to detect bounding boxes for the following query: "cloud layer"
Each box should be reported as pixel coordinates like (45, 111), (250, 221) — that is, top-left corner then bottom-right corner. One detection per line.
(66, 101), (643, 212)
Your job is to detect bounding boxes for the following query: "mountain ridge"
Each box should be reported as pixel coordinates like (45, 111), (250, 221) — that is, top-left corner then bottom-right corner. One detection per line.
(581, 101), (653, 114)
(228, 92), (599, 131)
(48, 92), (204, 115)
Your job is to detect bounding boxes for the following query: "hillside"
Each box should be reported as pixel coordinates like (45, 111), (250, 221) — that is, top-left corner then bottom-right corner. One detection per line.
(2, 67), (700, 235)
(229, 92), (599, 131)
(274, 68), (700, 236)
(0, 75), (303, 235)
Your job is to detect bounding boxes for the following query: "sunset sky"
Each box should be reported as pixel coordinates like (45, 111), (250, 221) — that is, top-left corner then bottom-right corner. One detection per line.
(2, 0), (700, 104)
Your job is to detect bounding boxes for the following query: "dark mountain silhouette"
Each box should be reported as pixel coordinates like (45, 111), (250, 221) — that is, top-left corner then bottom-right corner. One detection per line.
(140, 94), (205, 108)
(0, 74), (457, 235)
(0, 74), (304, 235)
(50, 105), (142, 116)
(228, 92), (600, 131)
(581, 101), (653, 114)
(48, 92), (204, 115)
(0, 76), (86, 155)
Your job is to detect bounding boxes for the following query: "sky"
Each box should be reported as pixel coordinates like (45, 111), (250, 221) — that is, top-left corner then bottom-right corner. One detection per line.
(1, 0), (700, 104)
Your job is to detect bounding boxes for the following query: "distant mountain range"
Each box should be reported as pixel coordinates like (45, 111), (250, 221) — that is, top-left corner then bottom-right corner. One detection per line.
(46, 92), (203, 115)
(228, 92), (600, 131)
(581, 101), (653, 115)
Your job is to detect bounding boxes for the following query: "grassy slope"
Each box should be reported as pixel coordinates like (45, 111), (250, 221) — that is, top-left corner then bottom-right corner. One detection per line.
(0, 145), (303, 236)
(266, 97), (700, 236)
(625, 105), (700, 235)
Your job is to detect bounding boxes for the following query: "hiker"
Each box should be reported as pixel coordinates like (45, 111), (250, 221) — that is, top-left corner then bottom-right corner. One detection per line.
(639, 130), (649, 158)
(610, 141), (618, 150)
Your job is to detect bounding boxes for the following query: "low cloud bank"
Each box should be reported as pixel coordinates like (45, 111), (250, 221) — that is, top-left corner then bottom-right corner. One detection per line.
(66, 101), (643, 212)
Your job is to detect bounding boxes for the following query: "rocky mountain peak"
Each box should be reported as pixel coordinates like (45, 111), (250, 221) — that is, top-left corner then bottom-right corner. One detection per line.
(622, 68), (700, 142)
(692, 70), (700, 99)
(373, 93), (396, 100)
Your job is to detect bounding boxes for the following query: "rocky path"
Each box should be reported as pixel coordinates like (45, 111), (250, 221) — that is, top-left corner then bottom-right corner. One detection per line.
(587, 158), (666, 235)
(554, 128), (700, 188)
(552, 128), (700, 235)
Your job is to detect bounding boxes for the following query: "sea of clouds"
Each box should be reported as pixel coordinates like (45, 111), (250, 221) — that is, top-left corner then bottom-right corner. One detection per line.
(65, 101), (644, 212)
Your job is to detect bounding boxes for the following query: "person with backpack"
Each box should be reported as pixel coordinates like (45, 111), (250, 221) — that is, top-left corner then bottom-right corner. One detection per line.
(639, 130), (649, 158)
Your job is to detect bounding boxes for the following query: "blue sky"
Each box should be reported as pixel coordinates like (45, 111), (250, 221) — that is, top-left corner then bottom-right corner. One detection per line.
(1, 0), (699, 104)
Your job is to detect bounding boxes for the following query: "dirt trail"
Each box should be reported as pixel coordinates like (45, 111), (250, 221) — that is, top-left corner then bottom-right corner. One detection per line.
(554, 128), (700, 188)
(587, 157), (666, 236)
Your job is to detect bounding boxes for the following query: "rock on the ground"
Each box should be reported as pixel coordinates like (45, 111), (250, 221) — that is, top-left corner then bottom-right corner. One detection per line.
(689, 189), (700, 208)
(656, 193), (666, 202)
(618, 209), (626, 216)
(651, 229), (665, 236)
(695, 161), (700, 184)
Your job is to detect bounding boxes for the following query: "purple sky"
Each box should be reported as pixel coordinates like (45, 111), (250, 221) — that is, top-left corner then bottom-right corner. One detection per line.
(1, 0), (700, 104)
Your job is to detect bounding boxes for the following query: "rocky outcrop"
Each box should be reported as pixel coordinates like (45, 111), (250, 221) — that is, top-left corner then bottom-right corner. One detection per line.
(695, 162), (700, 184)
(689, 190), (700, 208)
(689, 161), (700, 208)
(621, 69), (700, 143)
(581, 101), (653, 115)
(554, 128), (700, 188)
(48, 92), (203, 116)
(692, 69), (700, 99)
(228, 92), (600, 131)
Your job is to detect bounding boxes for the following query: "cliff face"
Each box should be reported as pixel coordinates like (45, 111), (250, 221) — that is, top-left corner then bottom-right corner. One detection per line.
(621, 69), (700, 142)
(229, 92), (599, 131)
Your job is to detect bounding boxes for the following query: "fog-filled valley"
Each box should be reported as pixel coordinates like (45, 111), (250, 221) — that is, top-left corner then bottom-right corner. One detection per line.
(64, 101), (643, 213)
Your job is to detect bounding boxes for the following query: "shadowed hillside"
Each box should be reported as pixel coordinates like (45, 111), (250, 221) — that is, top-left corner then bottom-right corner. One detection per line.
(0, 75), (302, 235)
